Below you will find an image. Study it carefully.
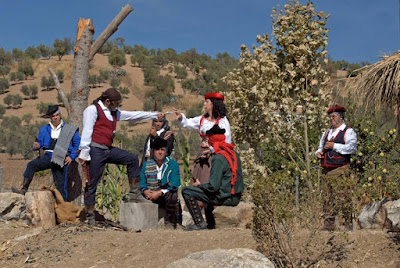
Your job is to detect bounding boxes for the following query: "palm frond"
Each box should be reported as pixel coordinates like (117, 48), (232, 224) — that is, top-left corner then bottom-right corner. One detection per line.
(346, 51), (400, 111)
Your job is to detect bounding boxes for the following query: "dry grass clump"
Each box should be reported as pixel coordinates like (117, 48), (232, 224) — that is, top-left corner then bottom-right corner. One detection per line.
(347, 51), (400, 111)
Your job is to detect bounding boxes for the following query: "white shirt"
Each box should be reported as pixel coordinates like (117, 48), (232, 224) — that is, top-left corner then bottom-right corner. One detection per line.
(156, 163), (169, 194)
(145, 128), (165, 157)
(315, 123), (357, 157)
(45, 120), (64, 153)
(178, 114), (232, 144)
(78, 100), (159, 161)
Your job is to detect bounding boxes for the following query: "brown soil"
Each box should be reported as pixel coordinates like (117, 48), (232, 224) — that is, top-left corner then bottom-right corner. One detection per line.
(0, 222), (255, 268)
(1, 222), (400, 267)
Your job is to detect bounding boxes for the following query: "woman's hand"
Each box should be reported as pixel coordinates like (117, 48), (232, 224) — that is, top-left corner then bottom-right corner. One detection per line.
(173, 107), (182, 120)
(157, 112), (165, 120)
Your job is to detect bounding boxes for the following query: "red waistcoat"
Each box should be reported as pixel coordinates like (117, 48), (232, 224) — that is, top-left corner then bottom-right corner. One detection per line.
(91, 102), (117, 146)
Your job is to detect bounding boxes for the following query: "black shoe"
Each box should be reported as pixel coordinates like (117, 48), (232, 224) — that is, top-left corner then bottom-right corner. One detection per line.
(11, 187), (27, 195)
(184, 222), (208, 231)
(207, 225), (216, 230)
(86, 212), (96, 225)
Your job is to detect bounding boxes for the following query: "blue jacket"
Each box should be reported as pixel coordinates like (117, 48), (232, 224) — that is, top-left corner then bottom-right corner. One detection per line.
(140, 156), (181, 192)
(37, 122), (81, 161)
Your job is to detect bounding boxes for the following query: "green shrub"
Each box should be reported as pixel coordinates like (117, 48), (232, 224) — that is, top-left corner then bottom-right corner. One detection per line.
(96, 164), (129, 221)
(36, 102), (55, 115)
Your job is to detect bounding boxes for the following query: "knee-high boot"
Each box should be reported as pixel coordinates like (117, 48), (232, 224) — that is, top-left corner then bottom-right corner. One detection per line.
(183, 196), (207, 231)
(204, 204), (216, 229)
(11, 177), (32, 195)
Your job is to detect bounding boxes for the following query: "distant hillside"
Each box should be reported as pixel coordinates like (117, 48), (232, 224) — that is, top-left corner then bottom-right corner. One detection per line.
(0, 53), (208, 134)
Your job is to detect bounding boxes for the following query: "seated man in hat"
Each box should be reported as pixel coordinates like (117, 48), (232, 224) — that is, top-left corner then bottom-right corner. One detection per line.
(12, 105), (81, 200)
(140, 137), (181, 229)
(182, 125), (244, 231)
(141, 115), (175, 165)
(315, 104), (357, 230)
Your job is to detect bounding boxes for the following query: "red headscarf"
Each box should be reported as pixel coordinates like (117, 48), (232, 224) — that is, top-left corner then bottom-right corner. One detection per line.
(209, 134), (238, 194)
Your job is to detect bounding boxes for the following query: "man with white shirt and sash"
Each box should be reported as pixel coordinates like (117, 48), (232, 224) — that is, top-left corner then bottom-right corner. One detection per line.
(315, 104), (357, 231)
(78, 88), (163, 224)
(12, 105), (80, 200)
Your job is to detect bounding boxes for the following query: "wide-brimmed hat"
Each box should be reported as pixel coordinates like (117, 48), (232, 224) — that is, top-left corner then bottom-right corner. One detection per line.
(45, 105), (60, 117)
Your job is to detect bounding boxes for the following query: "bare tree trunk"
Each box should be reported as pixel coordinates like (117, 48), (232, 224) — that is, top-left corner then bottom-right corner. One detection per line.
(70, 20), (93, 131)
(67, 8), (134, 206)
(89, 5), (134, 61)
(68, 20), (94, 206)
(48, 68), (70, 113)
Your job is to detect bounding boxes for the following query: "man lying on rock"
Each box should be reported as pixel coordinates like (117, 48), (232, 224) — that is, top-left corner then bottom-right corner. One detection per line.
(140, 137), (182, 229)
(182, 125), (244, 231)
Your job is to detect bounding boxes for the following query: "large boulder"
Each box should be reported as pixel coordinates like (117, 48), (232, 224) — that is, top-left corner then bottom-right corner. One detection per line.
(384, 199), (400, 231)
(0, 192), (26, 221)
(181, 202), (253, 228)
(357, 197), (391, 229)
(213, 202), (253, 228)
(166, 248), (275, 268)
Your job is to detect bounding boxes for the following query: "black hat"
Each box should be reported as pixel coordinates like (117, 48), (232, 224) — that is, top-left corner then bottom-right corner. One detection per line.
(150, 137), (167, 150)
(45, 105), (60, 117)
(206, 125), (226, 135)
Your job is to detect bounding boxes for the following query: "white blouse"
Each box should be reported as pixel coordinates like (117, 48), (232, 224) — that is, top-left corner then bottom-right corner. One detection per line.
(178, 114), (232, 144)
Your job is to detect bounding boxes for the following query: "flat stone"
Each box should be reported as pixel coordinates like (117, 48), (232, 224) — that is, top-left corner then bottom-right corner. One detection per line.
(119, 202), (159, 230)
(166, 248), (275, 268)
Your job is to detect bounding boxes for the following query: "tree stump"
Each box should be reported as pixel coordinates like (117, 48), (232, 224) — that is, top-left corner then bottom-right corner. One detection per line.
(25, 190), (56, 228)
(119, 202), (159, 230)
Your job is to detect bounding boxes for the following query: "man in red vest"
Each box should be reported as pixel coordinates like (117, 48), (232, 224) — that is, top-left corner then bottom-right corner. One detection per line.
(315, 104), (357, 230)
(78, 88), (163, 224)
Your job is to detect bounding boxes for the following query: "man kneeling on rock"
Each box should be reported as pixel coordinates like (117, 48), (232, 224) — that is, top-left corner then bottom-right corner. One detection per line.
(140, 137), (182, 229)
(182, 126), (244, 231)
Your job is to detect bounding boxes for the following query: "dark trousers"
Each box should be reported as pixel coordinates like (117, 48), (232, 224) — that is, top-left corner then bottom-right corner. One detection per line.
(152, 191), (181, 225)
(23, 153), (68, 200)
(84, 146), (140, 205)
(182, 186), (241, 226)
(321, 164), (353, 227)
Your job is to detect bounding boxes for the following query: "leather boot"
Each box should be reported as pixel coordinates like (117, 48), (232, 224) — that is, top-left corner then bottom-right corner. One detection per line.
(129, 177), (151, 203)
(11, 177), (32, 195)
(204, 204), (216, 229)
(184, 196), (207, 231)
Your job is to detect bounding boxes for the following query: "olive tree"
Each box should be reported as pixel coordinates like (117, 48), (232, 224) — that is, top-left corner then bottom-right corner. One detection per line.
(53, 38), (73, 61)
(224, 1), (332, 266)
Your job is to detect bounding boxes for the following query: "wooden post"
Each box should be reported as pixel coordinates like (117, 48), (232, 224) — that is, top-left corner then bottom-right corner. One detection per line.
(25, 191), (56, 228)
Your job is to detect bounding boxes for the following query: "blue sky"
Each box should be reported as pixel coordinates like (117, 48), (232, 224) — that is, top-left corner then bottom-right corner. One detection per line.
(0, 0), (398, 63)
